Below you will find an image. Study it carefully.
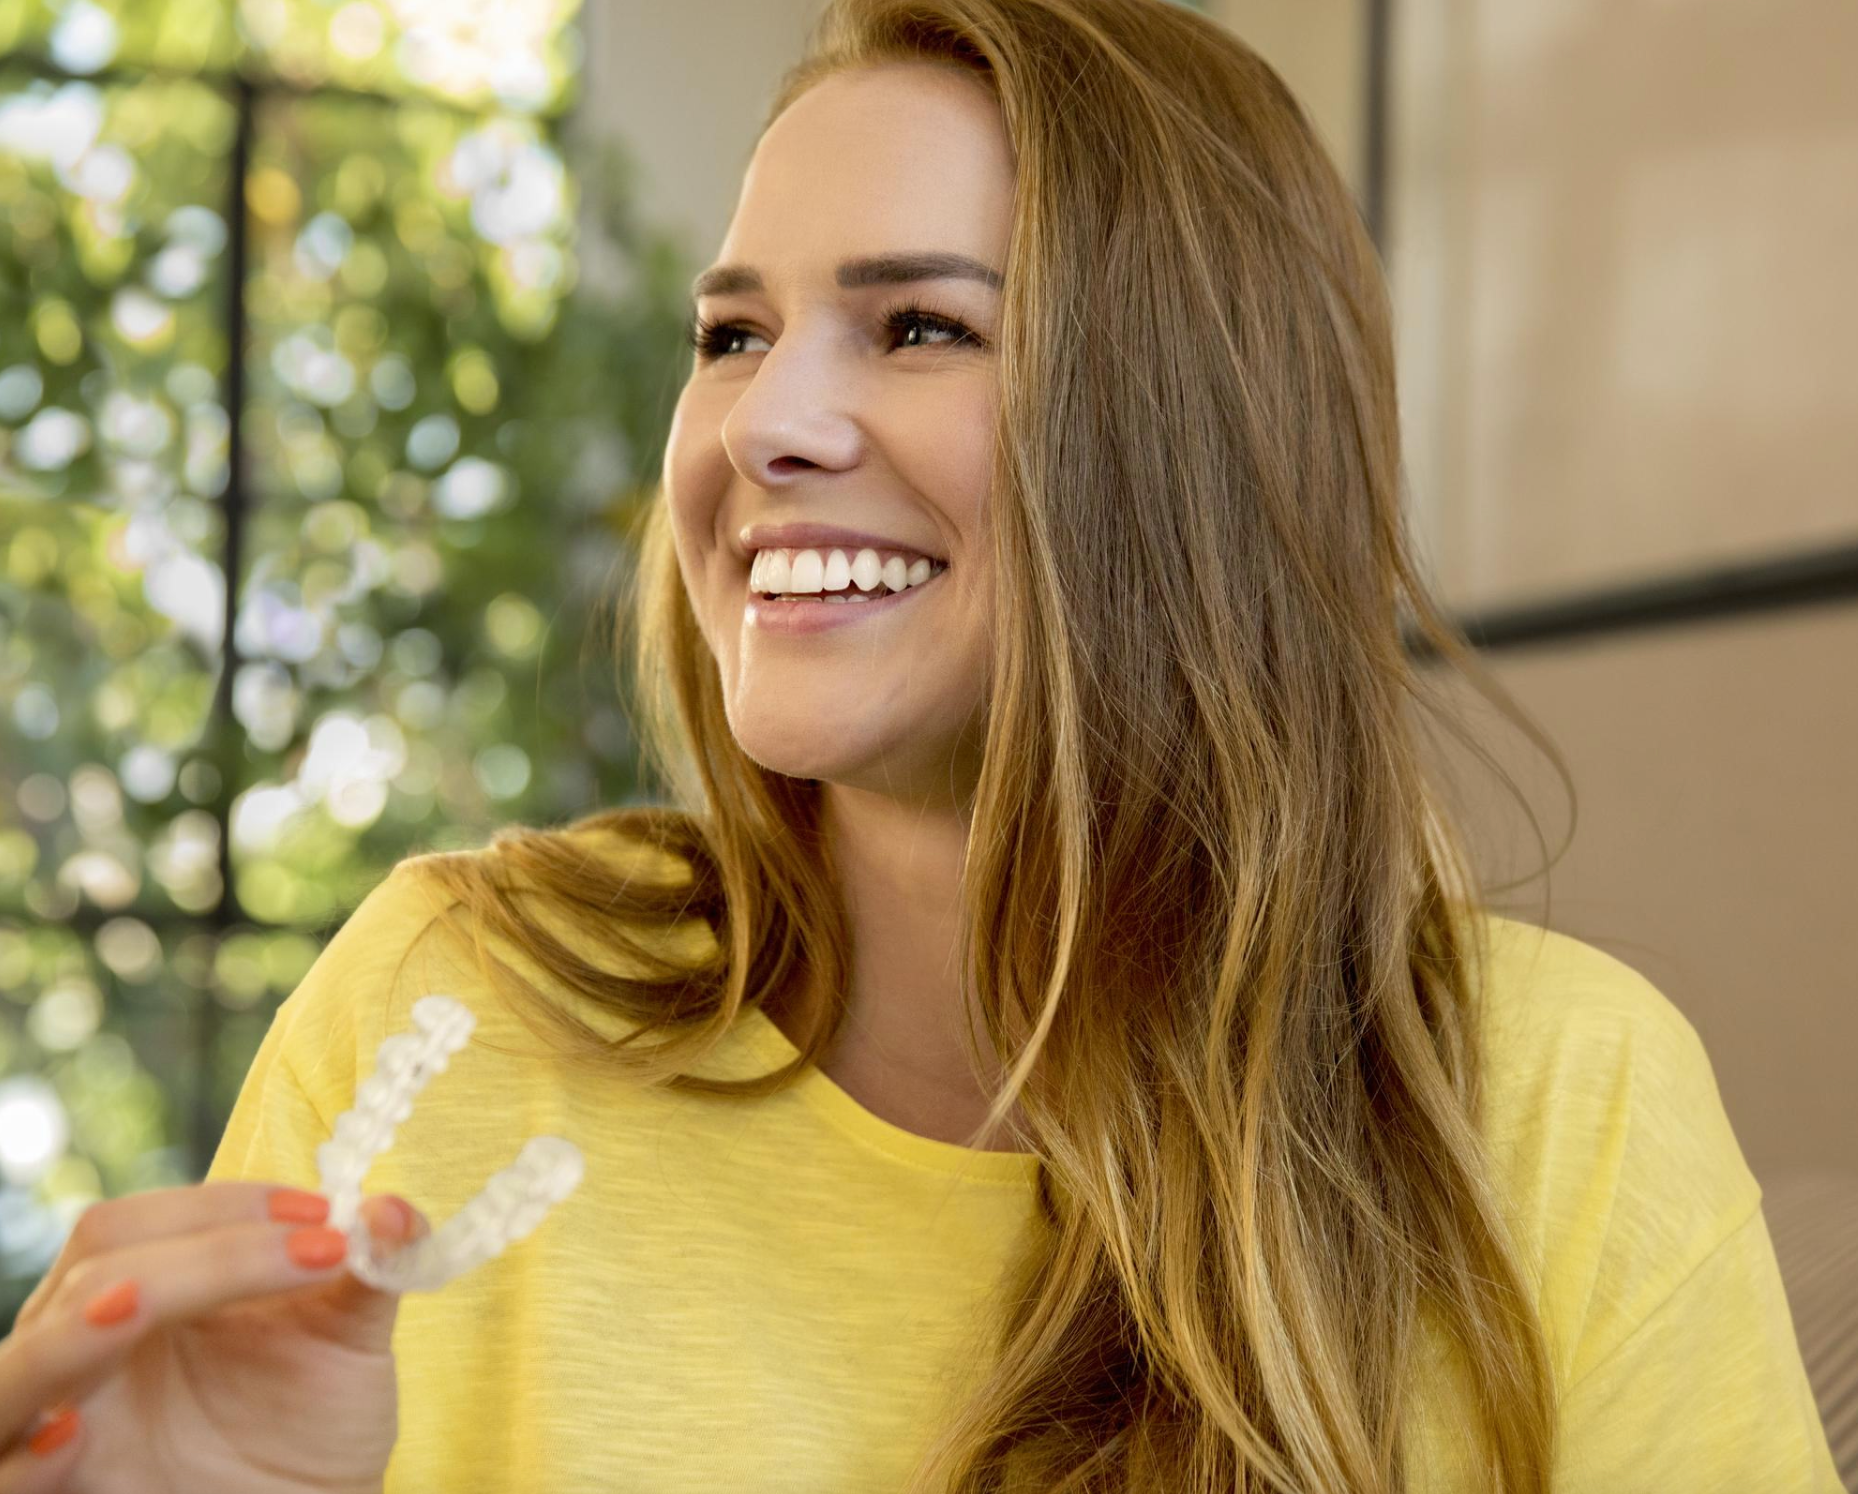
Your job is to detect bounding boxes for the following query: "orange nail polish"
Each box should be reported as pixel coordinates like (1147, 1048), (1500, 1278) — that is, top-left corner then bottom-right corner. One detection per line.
(29, 1405), (80, 1457)
(82, 1279), (138, 1327)
(267, 1187), (331, 1225)
(287, 1226), (349, 1269)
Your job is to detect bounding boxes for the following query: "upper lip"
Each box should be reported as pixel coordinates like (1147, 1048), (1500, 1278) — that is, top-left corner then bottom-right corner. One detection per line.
(736, 523), (946, 563)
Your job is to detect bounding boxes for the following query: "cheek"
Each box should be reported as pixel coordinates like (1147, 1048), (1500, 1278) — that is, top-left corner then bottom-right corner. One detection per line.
(952, 563), (995, 679)
(661, 409), (735, 642)
(890, 390), (994, 551)
(663, 422), (715, 558)
(885, 392), (994, 668)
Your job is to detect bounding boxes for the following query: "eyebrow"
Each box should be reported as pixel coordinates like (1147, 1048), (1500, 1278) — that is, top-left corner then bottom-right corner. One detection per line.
(689, 251), (1004, 305)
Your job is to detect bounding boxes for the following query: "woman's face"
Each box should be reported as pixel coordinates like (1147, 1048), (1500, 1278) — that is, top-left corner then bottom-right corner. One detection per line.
(663, 62), (1012, 809)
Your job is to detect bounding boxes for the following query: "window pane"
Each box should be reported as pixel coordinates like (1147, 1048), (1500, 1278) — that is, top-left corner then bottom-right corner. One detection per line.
(0, 0), (241, 76)
(243, 0), (584, 115)
(0, 1), (580, 115)
(0, 513), (227, 923)
(234, 92), (648, 927)
(0, 69), (233, 923)
(0, 911), (208, 1325)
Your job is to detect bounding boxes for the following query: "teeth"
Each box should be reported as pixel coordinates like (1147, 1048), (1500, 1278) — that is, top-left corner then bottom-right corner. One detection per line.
(789, 549), (824, 593)
(756, 549), (793, 592)
(750, 545), (945, 600)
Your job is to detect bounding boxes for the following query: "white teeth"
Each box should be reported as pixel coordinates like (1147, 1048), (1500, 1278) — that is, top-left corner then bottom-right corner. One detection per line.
(751, 549), (792, 592)
(750, 545), (945, 599)
(788, 549), (825, 594)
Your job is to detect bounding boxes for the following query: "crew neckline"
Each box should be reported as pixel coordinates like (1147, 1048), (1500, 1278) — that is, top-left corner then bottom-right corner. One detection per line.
(736, 1005), (1041, 1186)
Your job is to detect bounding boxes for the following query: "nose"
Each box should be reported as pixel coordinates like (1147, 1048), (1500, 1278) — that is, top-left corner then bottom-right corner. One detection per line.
(717, 330), (864, 489)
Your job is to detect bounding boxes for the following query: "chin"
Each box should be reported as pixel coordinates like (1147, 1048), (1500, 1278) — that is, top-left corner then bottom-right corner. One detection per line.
(726, 710), (875, 783)
(722, 710), (950, 797)
(717, 659), (988, 791)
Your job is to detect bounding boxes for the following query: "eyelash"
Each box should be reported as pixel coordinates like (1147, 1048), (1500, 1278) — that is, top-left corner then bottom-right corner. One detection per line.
(682, 301), (984, 362)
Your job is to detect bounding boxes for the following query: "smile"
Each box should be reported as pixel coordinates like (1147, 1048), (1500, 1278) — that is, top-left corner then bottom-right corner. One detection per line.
(748, 544), (947, 599)
(743, 550), (951, 639)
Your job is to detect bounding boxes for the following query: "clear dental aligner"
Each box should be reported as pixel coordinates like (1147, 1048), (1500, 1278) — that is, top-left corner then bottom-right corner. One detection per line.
(315, 993), (585, 1294)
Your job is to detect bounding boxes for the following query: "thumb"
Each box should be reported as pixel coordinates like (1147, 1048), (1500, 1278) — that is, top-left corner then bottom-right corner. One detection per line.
(295, 1194), (432, 1350)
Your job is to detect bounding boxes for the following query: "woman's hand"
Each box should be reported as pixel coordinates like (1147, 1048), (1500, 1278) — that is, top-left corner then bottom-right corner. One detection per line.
(0, 1180), (430, 1494)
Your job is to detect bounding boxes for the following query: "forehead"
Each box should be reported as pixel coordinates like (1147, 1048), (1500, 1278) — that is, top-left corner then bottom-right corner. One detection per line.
(718, 63), (1014, 278)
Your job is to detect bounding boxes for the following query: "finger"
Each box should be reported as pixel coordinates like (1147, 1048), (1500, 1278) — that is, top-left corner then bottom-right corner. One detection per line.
(0, 1403), (82, 1492)
(15, 1182), (332, 1333)
(283, 1196), (432, 1354)
(0, 1217), (352, 1442)
(362, 1194), (430, 1249)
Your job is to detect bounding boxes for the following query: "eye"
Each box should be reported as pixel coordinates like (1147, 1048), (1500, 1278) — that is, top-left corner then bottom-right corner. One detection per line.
(875, 302), (984, 352)
(683, 302), (985, 363)
(682, 312), (760, 361)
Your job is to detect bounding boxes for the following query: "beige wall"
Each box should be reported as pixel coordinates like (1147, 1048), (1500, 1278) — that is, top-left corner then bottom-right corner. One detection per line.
(572, 0), (825, 279)
(1391, 0), (1858, 1183)
(1426, 605), (1858, 1181)
(1209, 0), (1366, 192)
(1385, 0), (1858, 610)
(1222, 0), (1858, 1180)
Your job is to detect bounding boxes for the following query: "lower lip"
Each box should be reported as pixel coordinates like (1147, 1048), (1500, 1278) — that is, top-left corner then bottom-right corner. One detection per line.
(744, 569), (945, 634)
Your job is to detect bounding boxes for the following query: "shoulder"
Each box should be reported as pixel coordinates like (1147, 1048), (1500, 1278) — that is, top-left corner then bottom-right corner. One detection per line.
(279, 857), (457, 1038)
(204, 857), (462, 1183)
(402, 815), (720, 977)
(257, 856), (464, 1103)
(1463, 911), (1764, 1385)
(285, 817), (717, 1059)
(211, 815), (724, 1190)
(1467, 912), (1726, 1143)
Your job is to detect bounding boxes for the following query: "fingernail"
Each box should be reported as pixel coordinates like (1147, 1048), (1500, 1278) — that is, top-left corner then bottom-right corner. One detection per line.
(29, 1405), (81, 1457)
(267, 1187), (331, 1225)
(372, 1196), (413, 1238)
(82, 1279), (138, 1327)
(287, 1226), (349, 1269)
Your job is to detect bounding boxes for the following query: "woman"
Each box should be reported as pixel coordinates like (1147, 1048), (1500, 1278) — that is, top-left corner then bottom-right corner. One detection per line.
(2, 0), (1840, 1489)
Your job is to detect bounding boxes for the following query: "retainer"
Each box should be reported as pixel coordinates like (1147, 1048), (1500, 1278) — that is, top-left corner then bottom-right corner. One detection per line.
(315, 993), (585, 1293)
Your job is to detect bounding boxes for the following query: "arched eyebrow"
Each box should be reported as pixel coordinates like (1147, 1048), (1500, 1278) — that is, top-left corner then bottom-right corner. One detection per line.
(689, 251), (1003, 306)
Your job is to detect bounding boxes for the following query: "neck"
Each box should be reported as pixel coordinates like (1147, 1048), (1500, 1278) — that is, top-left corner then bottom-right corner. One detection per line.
(811, 782), (1029, 1152)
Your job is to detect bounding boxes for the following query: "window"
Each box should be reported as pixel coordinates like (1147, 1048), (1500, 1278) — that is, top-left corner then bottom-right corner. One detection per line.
(0, 0), (688, 1328)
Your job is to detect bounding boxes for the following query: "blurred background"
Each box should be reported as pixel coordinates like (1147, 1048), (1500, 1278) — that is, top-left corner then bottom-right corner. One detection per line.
(1, 0), (1852, 1475)
(0, 0), (693, 1315)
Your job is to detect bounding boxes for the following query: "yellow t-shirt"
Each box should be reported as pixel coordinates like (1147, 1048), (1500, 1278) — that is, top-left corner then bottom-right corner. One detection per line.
(205, 835), (1841, 1492)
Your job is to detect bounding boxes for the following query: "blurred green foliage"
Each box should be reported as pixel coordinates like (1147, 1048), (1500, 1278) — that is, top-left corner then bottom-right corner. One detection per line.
(0, 0), (698, 1325)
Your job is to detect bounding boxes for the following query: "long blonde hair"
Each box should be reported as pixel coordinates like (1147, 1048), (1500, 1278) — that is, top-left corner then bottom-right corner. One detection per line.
(413, 0), (1570, 1487)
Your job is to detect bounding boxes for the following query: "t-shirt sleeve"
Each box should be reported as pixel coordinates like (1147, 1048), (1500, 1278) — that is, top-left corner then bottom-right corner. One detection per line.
(203, 859), (450, 1190)
(202, 975), (330, 1191)
(1553, 1203), (1844, 1491)
(1472, 917), (1843, 1490)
